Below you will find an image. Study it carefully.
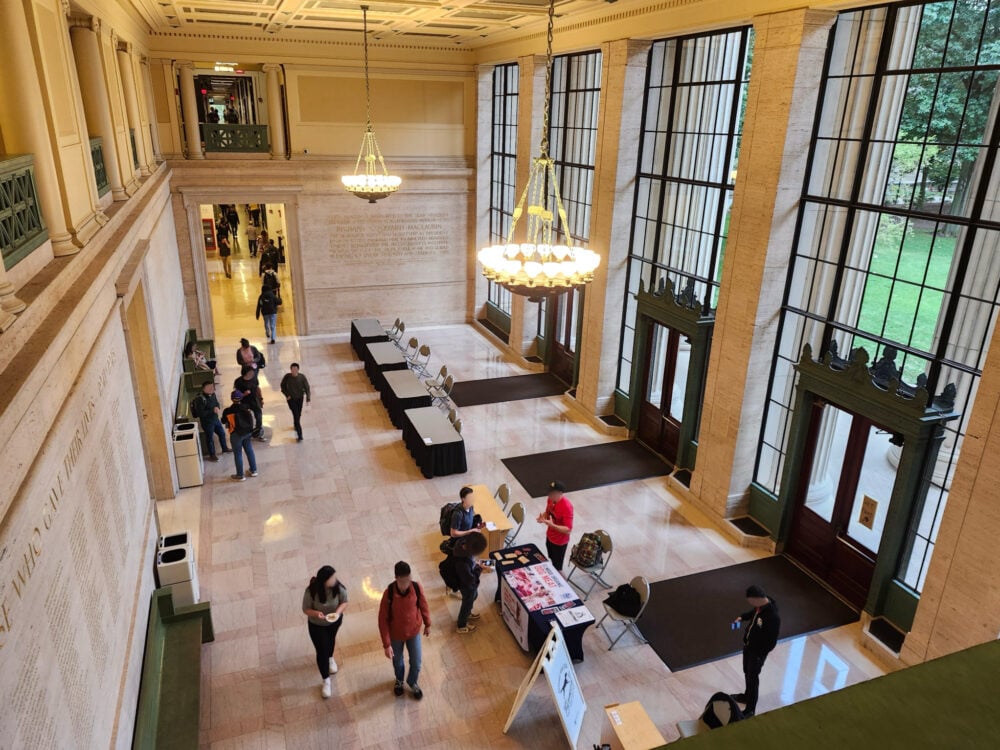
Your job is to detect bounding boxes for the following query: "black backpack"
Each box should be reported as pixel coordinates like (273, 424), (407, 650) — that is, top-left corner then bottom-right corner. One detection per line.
(701, 692), (744, 728)
(438, 502), (460, 536)
(438, 556), (461, 592)
(190, 394), (206, 420)
(386, 581), (424, 625)
(226, 405), (254, 435)
(605, 583), (641, 617)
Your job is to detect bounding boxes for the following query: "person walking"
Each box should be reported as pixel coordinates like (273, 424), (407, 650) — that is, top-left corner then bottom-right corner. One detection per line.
(236, 337), (265, 372)
(378, 561), (431, 699)
(217, 233), (232, 278)
(732, 585), (780, 717)
(256, 229), (269, 258)
(537, 480), (574, 572)
(279, 362), (311, 441)
(255, 286), (281, 344)
(452, 531), (487, 634)
(191, 381), (229, 462)
(221, 390), (258, 481)
(226, 204), (241, 251)
(234, 365), (266, 440)
(302, 565), (349, 699)
(259, 240), (280, 276)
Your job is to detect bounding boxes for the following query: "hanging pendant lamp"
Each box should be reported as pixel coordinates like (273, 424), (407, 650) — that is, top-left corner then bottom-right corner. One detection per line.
(341, 5), (401, 203)
(476, 0), (600, 301)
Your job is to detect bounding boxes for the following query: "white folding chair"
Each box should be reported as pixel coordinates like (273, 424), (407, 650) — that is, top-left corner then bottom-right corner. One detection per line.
(401, 336), (418, 361)
(565, 530), (614, 601)
(389, 321), (406, 347)
(504, 502), (525, 546)
(447, 408), (458, 425)
(425, 364), (448, 391)
(494, 482), (510, 511)
(384, 317), (400, 337)
(596, 575), (650, 650)
(430, 374), (455, 408)
(409, 344), (431, 376)
(453, 418), (462, 435)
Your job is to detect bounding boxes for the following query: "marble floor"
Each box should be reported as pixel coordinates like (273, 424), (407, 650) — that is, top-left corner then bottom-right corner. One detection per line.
(156, 315), (887, 749)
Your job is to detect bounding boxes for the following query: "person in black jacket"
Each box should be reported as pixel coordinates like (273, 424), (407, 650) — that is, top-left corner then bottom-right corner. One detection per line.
(256, 287), (281, 344)
(452, 531), (487, 634)
(234, 364), (266, 441)
(731, 585), (780, 716)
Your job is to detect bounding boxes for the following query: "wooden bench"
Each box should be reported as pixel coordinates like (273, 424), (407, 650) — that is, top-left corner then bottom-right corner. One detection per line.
(132, 588), (213, 750)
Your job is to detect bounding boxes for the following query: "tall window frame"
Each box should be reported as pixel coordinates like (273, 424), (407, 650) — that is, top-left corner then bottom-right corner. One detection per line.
(487, 63), (519, 315)
(616, 28), (754, 394)
(754, 0), (1000, 592)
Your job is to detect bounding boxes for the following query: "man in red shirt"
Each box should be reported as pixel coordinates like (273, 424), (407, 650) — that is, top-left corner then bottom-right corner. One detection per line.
(537, 480), (574, 572)
(378, 561), (431, 699)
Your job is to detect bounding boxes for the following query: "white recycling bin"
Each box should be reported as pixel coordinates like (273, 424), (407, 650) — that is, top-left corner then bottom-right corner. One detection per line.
(173, 422), (203, 488)
(156, 543), (200, 607)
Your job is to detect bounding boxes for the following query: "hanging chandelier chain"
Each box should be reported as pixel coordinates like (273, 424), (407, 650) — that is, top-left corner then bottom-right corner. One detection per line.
(540, 0), (554, 158)
(362, 5), (372, 130)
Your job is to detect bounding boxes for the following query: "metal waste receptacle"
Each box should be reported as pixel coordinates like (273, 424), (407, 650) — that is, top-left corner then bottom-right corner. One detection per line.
(173, 422), (203, 488)
(156, 543), (200, 608)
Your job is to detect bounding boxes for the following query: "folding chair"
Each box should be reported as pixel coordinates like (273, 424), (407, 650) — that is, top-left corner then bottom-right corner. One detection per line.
(565, 530), (613, 601)
(401, 337), (419, 361)
(447, 408), (459, 425)
(494, 482), (510, 511)
(384, 317), (401, 337)
(430, 374), (455, 408)
(453, 418), (462, 435)
(409, 344), (431, 376)
(425, 364), (448, 391)
(596, 575), (650, 650)
(389, 321), (406, 347)
(504, 502), (525, 546)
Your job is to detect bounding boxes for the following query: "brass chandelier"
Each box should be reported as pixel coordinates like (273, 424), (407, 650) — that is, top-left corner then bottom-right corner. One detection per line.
(341, 5), (401, 203)
(477, 0), (600, 300)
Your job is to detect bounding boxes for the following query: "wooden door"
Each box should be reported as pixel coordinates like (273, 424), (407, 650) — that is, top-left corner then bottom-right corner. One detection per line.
(549, 289), (578, 386)
(636, 320), (687, 466)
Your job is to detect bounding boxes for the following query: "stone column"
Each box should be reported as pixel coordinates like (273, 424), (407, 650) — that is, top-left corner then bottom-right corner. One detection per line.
(0, 0), (75, 255)
(575, 38), (651, 416)
(68, 16), (126, 200)
(140, 57), (162, 161)
(116, 42), (150, 176)
(176, 61), (204, 160)
(505, 54), (548, 357)
(262, 64), (286, 159)
(0, 265), (27, 331)
(689, 9), (837, 519)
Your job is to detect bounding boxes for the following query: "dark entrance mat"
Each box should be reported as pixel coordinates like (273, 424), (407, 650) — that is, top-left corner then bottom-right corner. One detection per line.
(637, 555), (858, 671)
(450, 373), (566, 407)
(501, 440), (671, 498)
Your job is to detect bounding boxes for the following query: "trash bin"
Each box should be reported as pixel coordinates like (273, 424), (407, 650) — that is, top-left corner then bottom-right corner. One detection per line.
(156, 543), (200, 607)
(173, 423), (203, 488)
(159, 531), (191, 549)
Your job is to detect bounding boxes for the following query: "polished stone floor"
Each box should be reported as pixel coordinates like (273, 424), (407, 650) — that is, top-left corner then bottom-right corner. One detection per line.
(157, 275), (886, 749)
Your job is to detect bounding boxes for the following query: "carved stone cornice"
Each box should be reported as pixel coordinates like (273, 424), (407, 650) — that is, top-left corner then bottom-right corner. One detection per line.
(117, 40), (132, 54)
(60, 0), (71, 18)
(175, 60), (195, 71)
(67, 13), (100, 32)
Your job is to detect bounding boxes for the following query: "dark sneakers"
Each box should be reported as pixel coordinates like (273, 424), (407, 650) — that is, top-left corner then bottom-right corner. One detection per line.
(410, 684), (423, 700)
(393, 680), (404, 697)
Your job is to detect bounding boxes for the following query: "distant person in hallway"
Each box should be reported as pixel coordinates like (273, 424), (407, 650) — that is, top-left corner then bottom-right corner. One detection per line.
(259, 239), (280, 276)
(280, 363), (311, 441)
(191, 381), (228, 462)
(255, 228), (269, 258)
(221, 390), (257, 481)
(206, 107), (220, 124)
(236, 337), (265, 371)
(453, 531), (487, 634)
(226, 204), (240, 250)
(303, 565), (349, 699)
(217, 233), (232, 278)
(256, 286), (281, 344)
(234, 364), (266, 441)
(224, 104), (239, 124)
(248, 203), (261, 227)
(537, 480), (574, 571)
(261, 264), (280, 295)
(378, 561), (430, 699)
(732, 585), (780, 717)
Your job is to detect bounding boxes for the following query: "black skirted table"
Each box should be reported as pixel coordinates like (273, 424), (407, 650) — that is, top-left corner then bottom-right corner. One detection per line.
(362, 341), (409, 389)
(380, 370), (433, 428)
(351, 318), (389, 358)
(492, 543), (594, 663)
(400, 406), (467, 478)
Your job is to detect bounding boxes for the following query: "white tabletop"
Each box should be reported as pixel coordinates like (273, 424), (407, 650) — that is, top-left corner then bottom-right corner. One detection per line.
(383, 369), (430, 400)
(404, 406), (463, 445)
(352, 318), (385, 338)
(366, 341), (407, 367)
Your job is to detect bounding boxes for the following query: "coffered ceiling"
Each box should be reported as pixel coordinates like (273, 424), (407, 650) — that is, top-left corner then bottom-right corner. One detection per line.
(126, 0), (622, 46)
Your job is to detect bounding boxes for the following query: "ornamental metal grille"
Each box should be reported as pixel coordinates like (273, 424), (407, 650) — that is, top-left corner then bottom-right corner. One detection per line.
(0, 156), (48, 270)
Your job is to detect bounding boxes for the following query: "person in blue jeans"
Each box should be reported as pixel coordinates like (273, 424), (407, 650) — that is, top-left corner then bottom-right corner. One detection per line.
(377, 561), (431, 699)
(452, 531), (487, 634)
(255, 286), (280, 344)
(191, 381), (229, 462)
(221, 390), (258, 481)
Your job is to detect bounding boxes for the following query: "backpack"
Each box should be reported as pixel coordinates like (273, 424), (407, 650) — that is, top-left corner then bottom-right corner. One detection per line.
(570, 532), (603, 568)
(438, 556), (461, 593)
(225, 406), (254, 435)
(701, 692), (744, 728)
(438, 502), (460, 536)
(190, 395), (206, 420)
(605, 583), (641, 617)
(386, 581), (423, 625)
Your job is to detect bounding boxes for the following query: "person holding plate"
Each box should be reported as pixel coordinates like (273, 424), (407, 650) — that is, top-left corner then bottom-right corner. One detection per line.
(302, 565), (349, 698)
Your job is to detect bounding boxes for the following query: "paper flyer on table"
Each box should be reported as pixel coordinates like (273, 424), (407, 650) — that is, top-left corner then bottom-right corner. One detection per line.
(504, 562), (577, 613)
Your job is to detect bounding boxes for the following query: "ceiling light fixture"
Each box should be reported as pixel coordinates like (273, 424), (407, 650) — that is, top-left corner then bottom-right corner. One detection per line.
(476, 0), (599, 301)
(341, 5), (401, 203)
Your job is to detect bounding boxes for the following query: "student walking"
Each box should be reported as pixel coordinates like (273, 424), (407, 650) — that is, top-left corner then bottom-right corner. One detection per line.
(732, 585), (781, 717)
(453, 531), (487, 634)
(302, 565), (349, 699)
(279, 362), (311, 441)
(255, 286), (281, 344)
(217, 234), (232, 278)
(221, 390), (257, 481)
(191, 381), (228, 462)
(537, 480), (574, 571)
(378, 561), (431, 699)
(234, 365), (266, 440)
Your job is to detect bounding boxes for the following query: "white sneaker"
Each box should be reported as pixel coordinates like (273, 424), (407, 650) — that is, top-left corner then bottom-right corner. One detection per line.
(329, 657), (338, 674)
(321, 677), (331, 698)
